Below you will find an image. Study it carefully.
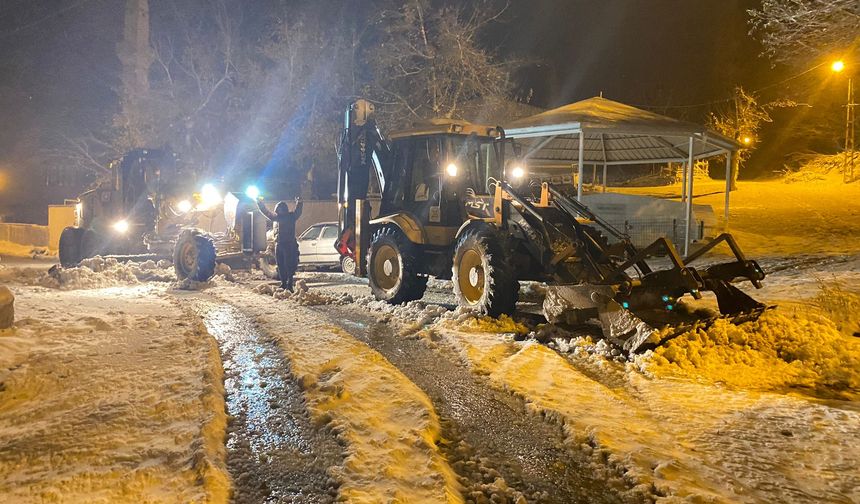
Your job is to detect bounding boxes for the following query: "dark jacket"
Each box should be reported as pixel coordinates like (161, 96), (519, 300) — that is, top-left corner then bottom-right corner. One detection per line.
(257, 200), (303, 244)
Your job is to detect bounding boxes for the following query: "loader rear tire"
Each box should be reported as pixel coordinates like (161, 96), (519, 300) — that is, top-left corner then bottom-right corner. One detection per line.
(173, 229), (216, 281)
(367, 227), (427, 304)
(452, 226), (519, 317)
(59, 227), (84, 268)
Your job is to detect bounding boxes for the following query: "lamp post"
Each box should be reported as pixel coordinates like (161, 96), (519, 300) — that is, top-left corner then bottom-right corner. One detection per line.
(832, 60), (855, 182)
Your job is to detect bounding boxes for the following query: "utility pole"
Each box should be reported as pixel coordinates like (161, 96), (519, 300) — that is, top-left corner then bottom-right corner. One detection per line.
(844, 76), (855, 183)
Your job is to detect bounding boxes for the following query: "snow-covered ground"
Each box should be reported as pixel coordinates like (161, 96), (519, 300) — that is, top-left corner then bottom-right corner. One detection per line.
(0, 241), (51, 260)
(0, 173), (856, 503)
(614, 173), (860, 257)
(0, 282), (228, 503)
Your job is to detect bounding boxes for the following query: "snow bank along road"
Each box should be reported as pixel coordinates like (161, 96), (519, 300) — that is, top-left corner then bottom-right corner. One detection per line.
(1, 253), (859, 503)
(0, 282), (229, 502)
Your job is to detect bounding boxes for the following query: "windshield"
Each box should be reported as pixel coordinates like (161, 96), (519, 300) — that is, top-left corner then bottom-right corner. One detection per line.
(446, 136), (500, 195)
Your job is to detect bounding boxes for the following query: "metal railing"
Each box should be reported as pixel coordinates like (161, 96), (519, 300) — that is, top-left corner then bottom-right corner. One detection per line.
(613, 217), (705, 248)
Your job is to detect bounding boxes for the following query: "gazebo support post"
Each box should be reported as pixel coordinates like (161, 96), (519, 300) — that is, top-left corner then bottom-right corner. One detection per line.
(602, 163), (607, 192)
(577, 131), (585, 200)
(724, 151), (732, 228)
(684, 136), (695, 256)
(681, 161), (687, 203)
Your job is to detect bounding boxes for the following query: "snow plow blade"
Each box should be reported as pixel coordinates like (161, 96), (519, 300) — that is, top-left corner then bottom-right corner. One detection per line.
(541, 233), (768, 354)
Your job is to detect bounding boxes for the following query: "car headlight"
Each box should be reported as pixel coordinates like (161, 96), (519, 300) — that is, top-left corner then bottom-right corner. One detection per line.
(445, 163), (458, 177)
(112, 219), (130, 234)
(176, 199), (193, 213)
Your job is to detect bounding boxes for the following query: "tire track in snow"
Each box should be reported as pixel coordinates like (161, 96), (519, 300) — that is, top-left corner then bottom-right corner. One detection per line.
(315, 303), (633, 504)
(186, 296), (343, 503)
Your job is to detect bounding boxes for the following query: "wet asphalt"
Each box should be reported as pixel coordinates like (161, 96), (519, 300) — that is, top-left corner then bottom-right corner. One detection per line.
(314, 303), (633, 504)
(195, 299), (342, 504)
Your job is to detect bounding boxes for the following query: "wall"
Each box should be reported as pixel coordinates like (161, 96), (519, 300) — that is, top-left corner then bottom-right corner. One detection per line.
(0, 223), (49, 247)
(48, 205), (77, 249)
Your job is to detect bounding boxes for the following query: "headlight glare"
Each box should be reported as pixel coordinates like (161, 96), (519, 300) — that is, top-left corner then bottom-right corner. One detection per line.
(112, 219), (130, 234)
(176, 200), (193, 213)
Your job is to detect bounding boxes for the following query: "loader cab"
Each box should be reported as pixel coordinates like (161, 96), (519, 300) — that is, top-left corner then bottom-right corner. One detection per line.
(381, 124), (502, 226)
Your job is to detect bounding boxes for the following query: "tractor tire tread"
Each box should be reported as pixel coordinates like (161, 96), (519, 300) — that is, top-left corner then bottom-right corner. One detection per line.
(453, 225), (519, 317)
(173, 228), (217, 281)
(367, 226), (427, 304)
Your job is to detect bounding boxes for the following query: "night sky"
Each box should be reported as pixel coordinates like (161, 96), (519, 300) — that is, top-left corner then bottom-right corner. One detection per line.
(0, 0), (826, 222)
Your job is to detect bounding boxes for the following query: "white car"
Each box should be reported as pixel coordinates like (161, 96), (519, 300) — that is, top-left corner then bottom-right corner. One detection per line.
(260, 222), (354, 277)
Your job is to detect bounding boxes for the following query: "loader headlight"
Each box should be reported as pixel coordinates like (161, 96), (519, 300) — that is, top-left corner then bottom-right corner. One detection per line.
(511, 166), (525, 179)
(112, 219), (130, 234)
(199, 183), (222, 210)
(445, 163), (458, 177)
(176, 199), (193, 213)
(245, 185), (260, 200)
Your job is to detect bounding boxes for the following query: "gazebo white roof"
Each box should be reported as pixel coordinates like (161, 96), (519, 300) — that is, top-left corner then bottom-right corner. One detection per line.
(505, 96), (739, 166)
(503, 96), (740, 255)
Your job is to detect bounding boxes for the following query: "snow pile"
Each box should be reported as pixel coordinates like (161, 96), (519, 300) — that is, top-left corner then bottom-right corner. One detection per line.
(171, 277), (215, 290)
(214, 262), (234, 281)
(355, 297), (449, 327)
(21, 258), (176, 290)
(0, 257), (179, 290)
(171, 263), (236, 291)
(425, 277), (450, 290)
(439, 307), (529, 335)
(0, 240), (51, 258)
(635, 311), (860, 395)
(782, 153), (858, 184)
(253, 281), (354, 306)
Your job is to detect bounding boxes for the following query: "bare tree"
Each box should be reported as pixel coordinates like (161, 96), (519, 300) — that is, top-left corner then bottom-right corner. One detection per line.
(708, 87), (774, 189)
(748, 0), (860, 66)
(368, 0), (511, 128)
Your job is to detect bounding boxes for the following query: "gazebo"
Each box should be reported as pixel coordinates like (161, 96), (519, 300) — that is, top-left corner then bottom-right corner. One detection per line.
(504, 96), (741, 254)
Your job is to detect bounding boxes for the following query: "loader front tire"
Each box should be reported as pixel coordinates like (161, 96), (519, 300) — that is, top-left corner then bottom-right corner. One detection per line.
(367, 227), (427, 304)
(173, 229), (216, 281)
(453, 226), (519, 317)
(59, 227), (85, 268)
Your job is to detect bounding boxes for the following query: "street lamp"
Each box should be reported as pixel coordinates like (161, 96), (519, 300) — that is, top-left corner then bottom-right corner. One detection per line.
(832, 59), (855, 182)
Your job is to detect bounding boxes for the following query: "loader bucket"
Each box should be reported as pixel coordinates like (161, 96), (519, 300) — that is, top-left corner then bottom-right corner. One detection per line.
(544, 284), (658, 353)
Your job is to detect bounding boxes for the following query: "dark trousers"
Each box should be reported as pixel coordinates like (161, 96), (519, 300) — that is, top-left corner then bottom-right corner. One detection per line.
(276, 240), (299, 289)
